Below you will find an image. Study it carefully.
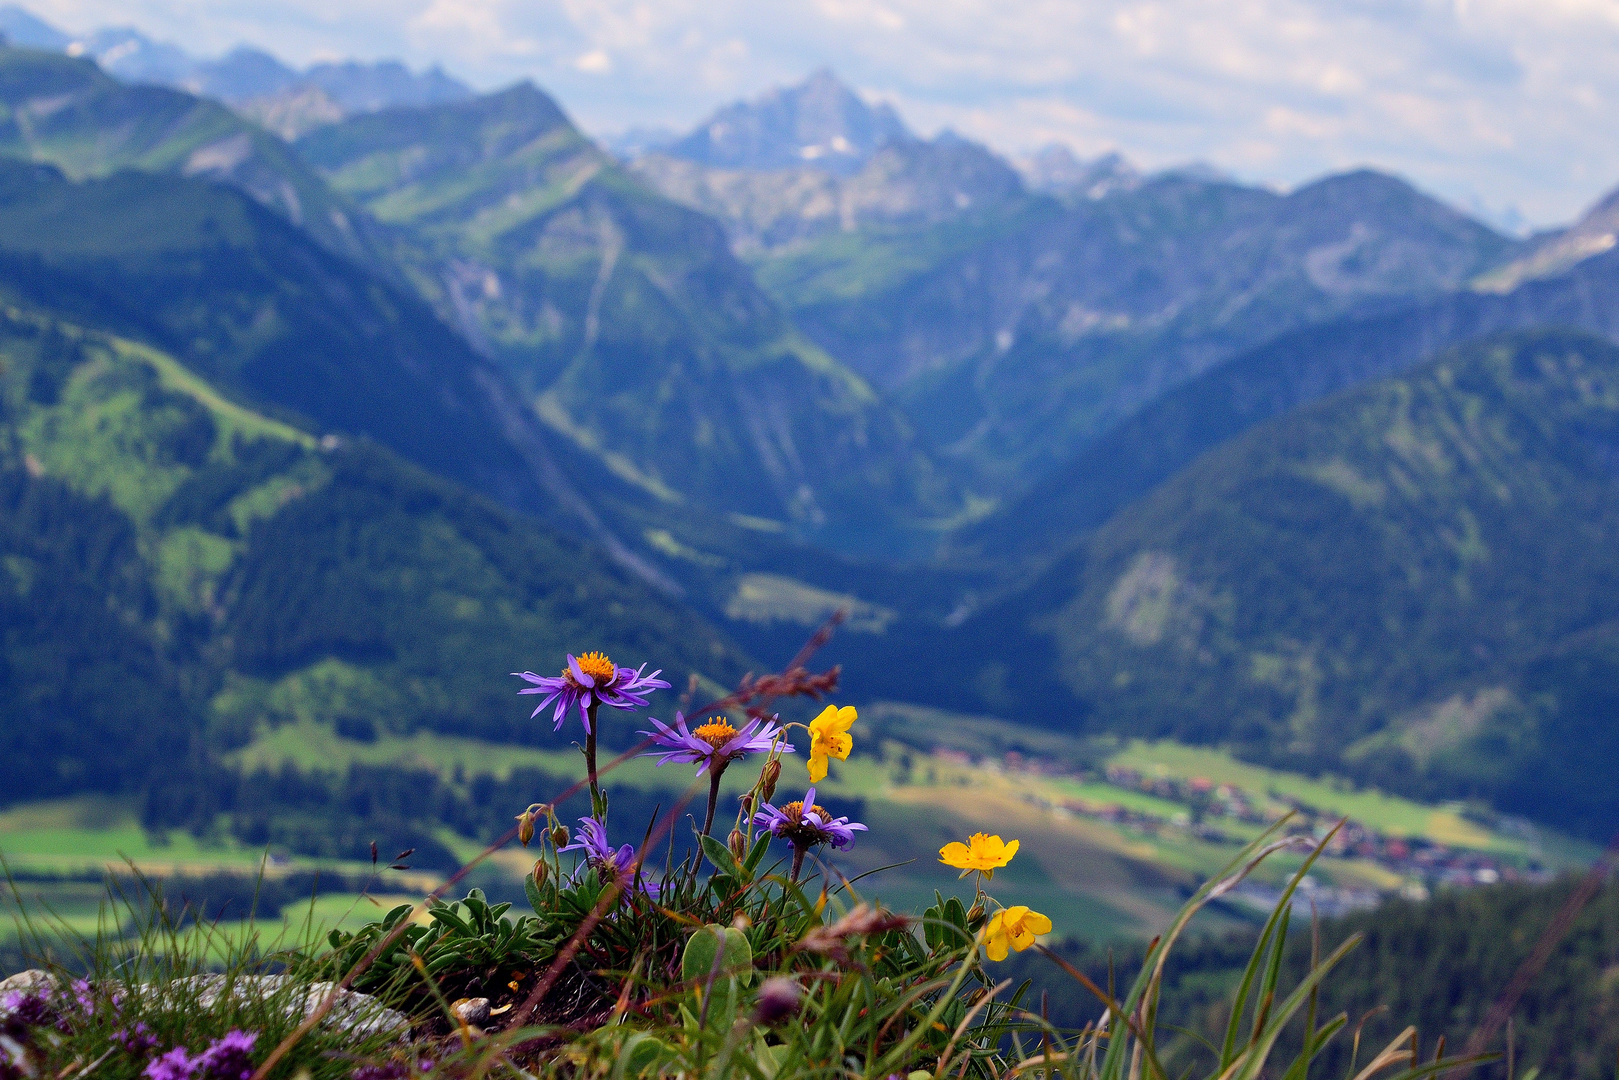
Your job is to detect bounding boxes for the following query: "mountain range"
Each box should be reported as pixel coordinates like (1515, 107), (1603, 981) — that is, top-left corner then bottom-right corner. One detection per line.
(0, 5), (470, 138)
(0, 25), (1617, 847)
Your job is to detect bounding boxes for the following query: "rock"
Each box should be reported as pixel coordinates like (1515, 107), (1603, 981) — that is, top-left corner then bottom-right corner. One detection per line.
(0, 970), (59, 1001)
(180, 975), (409, 1041)
(450, 997), (490, 1026)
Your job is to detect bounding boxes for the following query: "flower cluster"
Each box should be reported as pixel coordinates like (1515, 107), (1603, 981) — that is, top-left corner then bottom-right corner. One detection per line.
(517, 647), (869, 885)
(144, 1030), (258, 1080)
(938, 830), (1051, 961)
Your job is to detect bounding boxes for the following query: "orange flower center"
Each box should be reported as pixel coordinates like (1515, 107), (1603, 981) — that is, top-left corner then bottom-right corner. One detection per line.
(565, 651), (617, 688)
(693, 719), (738, 750)
(781, 800), (829, 822)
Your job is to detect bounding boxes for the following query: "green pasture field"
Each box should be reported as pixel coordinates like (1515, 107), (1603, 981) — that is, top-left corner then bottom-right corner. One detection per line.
(3, 709), (1597, 955)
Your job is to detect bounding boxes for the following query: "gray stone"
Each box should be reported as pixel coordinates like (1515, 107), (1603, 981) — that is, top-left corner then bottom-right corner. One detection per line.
(0, 970), (59, 1001)
(180, 975), (409, 1041)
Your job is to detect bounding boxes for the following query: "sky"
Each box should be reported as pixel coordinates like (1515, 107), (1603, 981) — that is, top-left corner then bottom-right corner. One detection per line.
(20, 0), (1619, 229)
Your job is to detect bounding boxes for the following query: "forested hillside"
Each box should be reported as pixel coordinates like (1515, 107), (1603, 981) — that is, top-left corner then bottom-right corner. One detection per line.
(0, 302), (745, 808)
(935, 331), (1619, 838)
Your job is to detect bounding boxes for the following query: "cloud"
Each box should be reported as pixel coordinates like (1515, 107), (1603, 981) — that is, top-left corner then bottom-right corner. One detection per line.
(21, 0), (1619, 225)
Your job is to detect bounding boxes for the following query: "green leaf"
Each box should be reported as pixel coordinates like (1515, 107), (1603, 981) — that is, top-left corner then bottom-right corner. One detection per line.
(681, 923), (754, 987)
(699, 833), (741, 875)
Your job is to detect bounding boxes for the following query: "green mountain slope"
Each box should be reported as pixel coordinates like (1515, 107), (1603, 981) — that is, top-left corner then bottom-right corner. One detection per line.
(0, 45), (390, 273)
(963, 246), (1619, 567)
(294, 85), (959, 552)
(936, 330), (1619, 839)
(0, 156), (579, 527)
(757, 170), (1515, 494)
(0, 301), (745, 806)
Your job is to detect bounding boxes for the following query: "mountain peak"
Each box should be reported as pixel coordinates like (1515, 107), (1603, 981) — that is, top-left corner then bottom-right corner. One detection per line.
(661, 68), (911, 174)
(1015, 143), (1140, 198)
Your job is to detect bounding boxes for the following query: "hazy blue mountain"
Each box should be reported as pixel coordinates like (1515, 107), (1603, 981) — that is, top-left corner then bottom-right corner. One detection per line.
(965, 243), (1619, 565)
(0, 7), (469, 122)
(0, 4), (66, 48)
(295, 83), (962, 554)
(634, 129), (1024, 254)
(1474, 180), (1619, 292)
(0, 45), (399, 275)
(1013, 145), (1141, 198)
(661, 68), (909, 174)
(302, 59), (470, 112)
(759, 168), (1517, 492)
(924, 330), (1619, 840)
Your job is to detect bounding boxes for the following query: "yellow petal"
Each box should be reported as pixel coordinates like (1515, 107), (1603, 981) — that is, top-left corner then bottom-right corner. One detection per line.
(985, 936), (1010, 962)
(1023, 910), (1053, 935)
(1001, 838), (1020, 864)
(808, 705), (840, 736)
(807, 753), (828, 783)
(939, 842), (971, 867)
(1004, 905), (1030, 922)
(1010, 927), (1035, 951)
(829, 733), (852, 760)
(833, 705), (857, 733)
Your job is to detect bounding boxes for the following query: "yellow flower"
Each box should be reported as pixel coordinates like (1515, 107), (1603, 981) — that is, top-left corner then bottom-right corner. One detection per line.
(806, 704), (856, 783)
(983, 906), (1052, 961)
(938, 833), (1020, 878)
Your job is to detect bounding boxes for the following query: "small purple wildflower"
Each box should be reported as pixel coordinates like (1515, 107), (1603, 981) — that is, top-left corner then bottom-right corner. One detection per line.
(144, 1046), (197, 1080)
(113, 1022), (160, 1057)
(512, 651), (669, 732)
(0, 992), (53, 1029)
(196, 1030), (257, 1080)
(352, 1063), (410, 1080)
(639, 712), (791, 777)
(753, 787), (867, 852)
(560, 817), (661, 897)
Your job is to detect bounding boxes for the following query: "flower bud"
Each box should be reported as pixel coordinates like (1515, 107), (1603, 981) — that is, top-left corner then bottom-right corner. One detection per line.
(728, 829), (748, 862)
(531, 860), (549, 890)
(551, 825), (570, 848)
(967, 902), (985, 927)
(760, 759), (781, 804)
(740, 793), (755, 816)
(751, 977), (801, 1025)
(516, 809), (536, 848)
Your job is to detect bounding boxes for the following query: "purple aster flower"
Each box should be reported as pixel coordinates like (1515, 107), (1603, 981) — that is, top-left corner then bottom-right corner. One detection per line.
(145, 1046), (198, 1080)
(753, 787), (867, 853)
(639, 713), (791, 777)
(1, 992), (53, 1029)
(559, 817), (661, 897)
(351, 1063), (410, 1080)
(196, 1030), (257, 1080)
(512, 651), (669, 732)
(113, 1022), (160, 1057)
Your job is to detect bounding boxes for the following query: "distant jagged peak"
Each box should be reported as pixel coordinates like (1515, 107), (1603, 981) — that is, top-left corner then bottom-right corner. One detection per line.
(0, 3), (470, 126)
(1014, 143), (1141, 198)
(661, 67), (911, 174)
(1473, 180), (1619, 294)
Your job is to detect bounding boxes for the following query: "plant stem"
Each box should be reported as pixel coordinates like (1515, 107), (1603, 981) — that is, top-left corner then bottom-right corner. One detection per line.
(790, 842), (807, 883)
(586, 700), (604, 821)
(702, 764), (727, 837)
